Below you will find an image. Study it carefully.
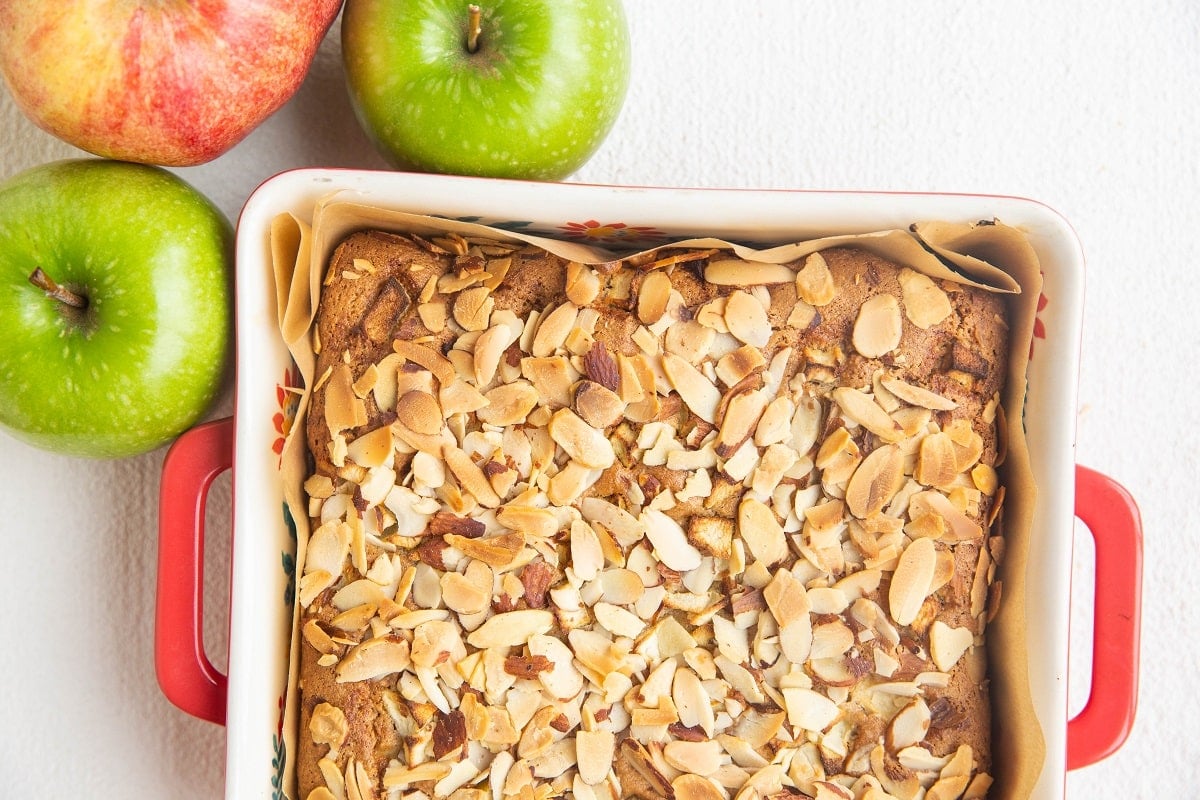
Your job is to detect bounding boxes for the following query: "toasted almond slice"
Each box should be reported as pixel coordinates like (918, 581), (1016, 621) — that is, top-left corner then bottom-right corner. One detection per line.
(531, 301), (579, 357)
(662, 353), (722, 424)
(852, 293), (903, 358)
(930, 620), (975, 671)
(473, 323), (510, 386)
(335, 636), (411, 683)
(715, 344), (766, 388)
(737, 497), (789, 567)
(795, 252), (836, 306)
(705, 258), (796, 286)
(565, 262), (601, 306)
(393, 339), (456, 387)
(672, 774), (726, 800)
(898, 267), (953, 329)
(309, 702), (348, 755)
(445, 531), (524, 568)
(915, 432), (960, 488)
(453, 286), (494, 332)
(443, 444), (502, 507)
(723, 290), (772, 348)
(664, 320), (716, 364)
(663, 740), (725, 775)
(574, 380), (625, 429)
(548, 408), (615, 469)
(909, 490), (983, 541)
(466, 609), (554, 648)
(580, 497), (644, 545)
(637, 270), (673, 325)
(594, 601), (647, 638)
(763, 568), (810, 628)
(831, 387), (905, 443)
(528, 634), (585, 699)
(881, 376), (958, 411)
(325, 364), (368, 435)
(888, 537), (938, 626)
(715, 386), (769, 457)
(570, 519), (605, 581)
(575, 730), (615, 785)
(886, 696), (932, 750)
(477, 380), (539, 426)
(783, 687), (840, 732)
(845, 443), (905, 519)
(642, 508), (702, 572)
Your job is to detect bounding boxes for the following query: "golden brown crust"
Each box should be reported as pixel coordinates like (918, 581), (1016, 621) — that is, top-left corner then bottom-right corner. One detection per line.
(297, 231), (1008, 800)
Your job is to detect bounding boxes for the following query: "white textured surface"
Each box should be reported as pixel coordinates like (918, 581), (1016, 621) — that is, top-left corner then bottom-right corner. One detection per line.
(0, 1), (1191, 797)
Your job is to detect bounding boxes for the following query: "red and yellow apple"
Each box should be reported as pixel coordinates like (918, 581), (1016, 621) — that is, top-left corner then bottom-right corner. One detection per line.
(0, 0), (343, 167)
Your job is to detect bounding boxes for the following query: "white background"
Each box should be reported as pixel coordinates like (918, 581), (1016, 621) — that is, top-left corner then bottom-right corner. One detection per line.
(0, 2), (1193, 797)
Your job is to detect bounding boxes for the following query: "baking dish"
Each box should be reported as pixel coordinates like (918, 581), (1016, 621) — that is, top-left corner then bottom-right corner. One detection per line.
(154, 169), (1142, 799)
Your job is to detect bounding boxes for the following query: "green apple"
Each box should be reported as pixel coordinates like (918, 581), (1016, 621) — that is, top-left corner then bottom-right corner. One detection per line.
(342, 0), (631, 180)
(0, 160), (231, 458)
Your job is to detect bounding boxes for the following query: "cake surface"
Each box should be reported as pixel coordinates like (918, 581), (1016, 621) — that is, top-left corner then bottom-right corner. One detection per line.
(296, 229), (1008, 800)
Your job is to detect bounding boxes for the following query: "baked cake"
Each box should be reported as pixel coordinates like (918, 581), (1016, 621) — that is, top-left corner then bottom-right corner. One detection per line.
(295, 229), (1008, 800)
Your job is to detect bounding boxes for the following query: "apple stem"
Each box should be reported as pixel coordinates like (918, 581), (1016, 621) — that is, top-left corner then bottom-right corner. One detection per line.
(29, 267), (88, 310)
(466, 4), (482, 53)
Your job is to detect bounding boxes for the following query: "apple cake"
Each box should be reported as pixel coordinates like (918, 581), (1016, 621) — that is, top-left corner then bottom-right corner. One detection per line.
(295, 228), (1008, 800)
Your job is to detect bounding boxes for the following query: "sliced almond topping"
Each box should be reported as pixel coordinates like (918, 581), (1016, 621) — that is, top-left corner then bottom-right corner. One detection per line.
(642, 508), (702, 572)
(783, 687), (840, 732)
(565, 262), (601, 306)
(831, 387), (905, 443)
(737, 497), (789, 567)
(531, 301), (579, 357)
(852, 293), (903, 358)
(723, 290), (772, 348)
(662, 353), (722, 424)
(477, 380), (539, 426)
(715, 386), (769, 457)
(324, 364), (368, 435)
(309, 702), (349, 752)
(898, 268), (953, 329)
(930, 620), (975, 671)
(548, 408), (615, 469)
(915, 432), (960, 488)
(575, 730), (615, 785)
(888, 537), (938, 626)
(637, 270), (673, 325)
(453, 286), (494, 331)
(663, 739), (725, 775)
(705, 258), (796, 286)
(335, 636), (411, 683)
(444, 531), (524, 568)
(886, 696), (932, 750)
(881, 376), (958, 411)
(794, 252), (837, 306)
(845, 443), (905, 518)
(443, 444), (502, 507)
(393, 339), (457, 387)
(466, 609), (554, 648)
(473, 323), (510, 386)
(672, 774), (726, 800)
(574, 380), (626, 429)
(715, 345), (766, 388)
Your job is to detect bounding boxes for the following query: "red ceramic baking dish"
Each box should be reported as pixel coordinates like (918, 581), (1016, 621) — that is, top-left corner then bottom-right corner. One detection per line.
(154, 170), (1142, 799)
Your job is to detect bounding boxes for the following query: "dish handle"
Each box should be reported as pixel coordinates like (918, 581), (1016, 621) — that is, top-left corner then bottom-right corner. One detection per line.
(155, 416), (234, 726)
(1066, 464), (1142, 769)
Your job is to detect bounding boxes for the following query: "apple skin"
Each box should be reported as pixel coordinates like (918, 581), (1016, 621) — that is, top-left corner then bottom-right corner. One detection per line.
(0, 0), (343, 167)
(0, 160), (232, 459)
(342, 0), (631, 180)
